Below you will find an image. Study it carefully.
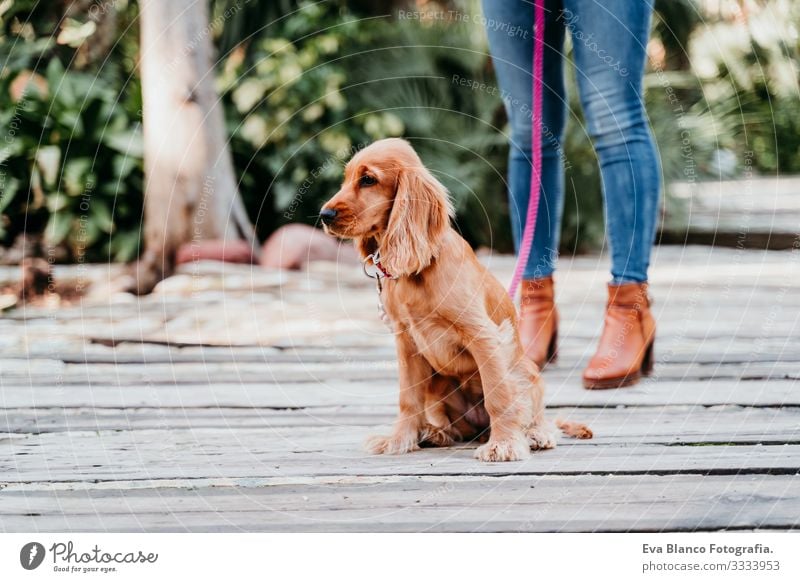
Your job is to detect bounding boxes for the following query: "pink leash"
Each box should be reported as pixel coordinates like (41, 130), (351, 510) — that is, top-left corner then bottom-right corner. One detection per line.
(508, 0), (545, 299)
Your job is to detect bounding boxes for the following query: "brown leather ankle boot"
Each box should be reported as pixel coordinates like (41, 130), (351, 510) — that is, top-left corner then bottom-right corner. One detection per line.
(583, 282), (655, 389)
(519, 276), (558, 369)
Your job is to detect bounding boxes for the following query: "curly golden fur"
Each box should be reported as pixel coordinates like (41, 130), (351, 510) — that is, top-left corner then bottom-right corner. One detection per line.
(321, 138), (591, 462)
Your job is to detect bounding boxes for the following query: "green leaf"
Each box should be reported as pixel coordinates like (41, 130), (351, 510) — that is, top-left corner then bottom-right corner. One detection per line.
(56, 18), (97, 48)
(90, 199), (114, 233)
(62, 157), (92, 196)
(232, 78), (268, 113)
(45, 211), (73, 245)
(45, 58), (65, 91)
(79, 216), (101, 247)
(240, 115), (269, 148)
(103, 130), (144, 158)
(50, 67), (77, 110)
(112, 153), (138, 181)
(0, 139), (24, 166)
(56, 108), (83, 136)
(0, 177), (20, 213)
(35, 146), (61, 188)
(111, 229), (141, 262)
(46, 192), (68, 213)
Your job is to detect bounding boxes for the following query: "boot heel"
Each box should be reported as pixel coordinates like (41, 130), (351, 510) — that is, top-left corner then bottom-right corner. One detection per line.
(641, 340), (654, 376)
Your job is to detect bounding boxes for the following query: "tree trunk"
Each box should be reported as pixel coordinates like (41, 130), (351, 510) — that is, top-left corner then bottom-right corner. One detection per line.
(131, 0), (257, 294)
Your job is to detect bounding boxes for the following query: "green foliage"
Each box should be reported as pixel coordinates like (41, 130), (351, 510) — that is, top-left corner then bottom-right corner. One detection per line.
(222, 2), (511, 248)
(342, 7), (512, 249)
(2, 0), (800, 263)
(222, 6), (405, 238)
(0, 0), (143, 262)
(219, 0), (800, 255)
(688, 2), (800, 173)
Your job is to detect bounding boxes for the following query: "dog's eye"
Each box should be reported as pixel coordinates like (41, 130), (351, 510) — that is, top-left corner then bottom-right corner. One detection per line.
(359, 174), (377, 187)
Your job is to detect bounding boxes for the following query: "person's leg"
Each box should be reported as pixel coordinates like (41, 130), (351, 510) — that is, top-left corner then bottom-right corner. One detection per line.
(563, 0), (659, 388)
(564, 0), (660, 282)
(483, 0), (567, 368)
(482, 0), (567, 279)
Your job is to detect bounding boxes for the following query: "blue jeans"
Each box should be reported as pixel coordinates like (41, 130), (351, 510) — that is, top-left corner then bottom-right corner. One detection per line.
(482, 0), (661, 283)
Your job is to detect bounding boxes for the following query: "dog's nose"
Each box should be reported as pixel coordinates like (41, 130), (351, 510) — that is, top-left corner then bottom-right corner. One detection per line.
(320, 207), (337, 225)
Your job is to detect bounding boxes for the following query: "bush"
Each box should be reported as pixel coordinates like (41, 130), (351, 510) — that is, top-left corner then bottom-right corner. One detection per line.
(221, 7), (406, 239)
(2, 0), (799, 263)
(0, 0), (143, 262)
(222, 1), (512, 250)
(676, 0), (800, 174)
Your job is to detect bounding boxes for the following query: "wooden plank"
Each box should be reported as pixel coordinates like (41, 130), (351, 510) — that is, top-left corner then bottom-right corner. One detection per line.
(4, 313), (798, 341)
(665, 177), (800, 238)
(4, 322), (798, 351)
(1, 358), (798, 386)
(1, 379), (797, 409)
(2, 406), (799, 446)
(1, 427), (798, 483)
(1, 474), (797, 532)
(2, 335), (799, 364)
(1, 245), (797, 534)
(6, 295), (798, 320)
(0, 360), (400, 385)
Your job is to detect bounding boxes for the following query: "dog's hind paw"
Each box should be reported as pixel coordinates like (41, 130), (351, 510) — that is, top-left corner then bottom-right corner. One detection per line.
(365, 433), (420, 455)
(420, 423), (458, 447)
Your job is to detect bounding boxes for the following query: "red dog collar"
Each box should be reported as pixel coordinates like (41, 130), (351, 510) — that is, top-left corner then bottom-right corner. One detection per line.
(363, 252), (396, 280)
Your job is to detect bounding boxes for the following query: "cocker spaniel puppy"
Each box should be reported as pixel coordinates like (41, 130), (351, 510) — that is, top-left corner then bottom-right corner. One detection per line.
(321, 138), (590, 462)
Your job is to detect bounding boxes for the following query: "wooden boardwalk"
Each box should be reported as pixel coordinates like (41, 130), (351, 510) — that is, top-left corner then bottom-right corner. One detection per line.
(662, 177), (800, 249)
(1, 245), (799, 532)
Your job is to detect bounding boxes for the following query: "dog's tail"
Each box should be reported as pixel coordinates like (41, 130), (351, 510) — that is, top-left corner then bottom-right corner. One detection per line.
(555, 418), (593, 440)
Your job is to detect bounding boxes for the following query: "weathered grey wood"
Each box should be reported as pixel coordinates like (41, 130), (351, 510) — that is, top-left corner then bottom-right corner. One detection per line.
(1, 359), (798, 387)
(2, 339), (800, 364)
(665, 177), (800, 243)
(1, 245), (798, 532)
(2, 406), (799, 447)
(1, 379), (797, 408)
(1, 474), (797, 532)
(2, 426), (798, 483)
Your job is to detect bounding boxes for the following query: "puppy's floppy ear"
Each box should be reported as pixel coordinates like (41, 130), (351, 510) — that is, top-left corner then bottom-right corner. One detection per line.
(381, 164), (454, 276)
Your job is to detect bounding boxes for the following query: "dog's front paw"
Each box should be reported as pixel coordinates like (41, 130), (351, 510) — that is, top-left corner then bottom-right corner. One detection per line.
(526, 427), (557, 450)
(365, 433), (420, 455)
(475, 435), (530, 462)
